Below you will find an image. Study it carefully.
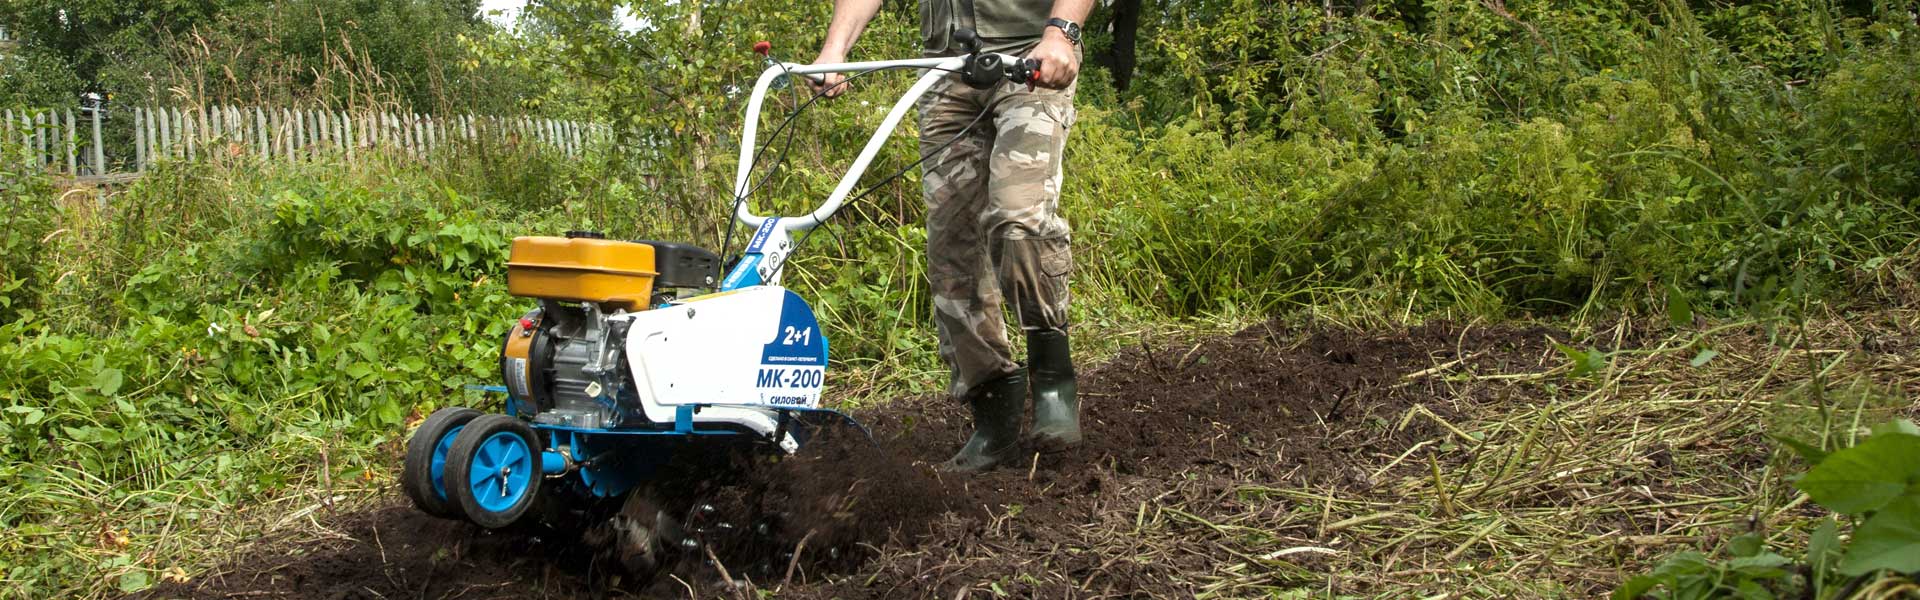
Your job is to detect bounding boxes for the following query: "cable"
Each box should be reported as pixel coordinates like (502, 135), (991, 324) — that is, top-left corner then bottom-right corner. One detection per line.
(770, 97), (994, 284)
(718, 59), (806, 268)
(719, 63), (965, 267)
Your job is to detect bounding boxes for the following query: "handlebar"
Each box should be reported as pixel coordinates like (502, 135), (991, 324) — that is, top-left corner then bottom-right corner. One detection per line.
(729, 51), (1035, 232)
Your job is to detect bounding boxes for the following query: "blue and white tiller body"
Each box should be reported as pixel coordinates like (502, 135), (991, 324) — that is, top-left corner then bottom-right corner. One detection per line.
(400, 47), (1039, 538)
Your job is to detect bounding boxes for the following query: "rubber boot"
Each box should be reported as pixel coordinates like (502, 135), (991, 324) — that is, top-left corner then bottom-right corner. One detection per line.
(938, 372), (1026, 473)
(1027, 329), (1082, 448)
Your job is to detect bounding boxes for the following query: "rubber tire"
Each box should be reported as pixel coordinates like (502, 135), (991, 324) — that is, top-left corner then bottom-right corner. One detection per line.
(402, 407), (482, 519)
(445, 414), (544, 529)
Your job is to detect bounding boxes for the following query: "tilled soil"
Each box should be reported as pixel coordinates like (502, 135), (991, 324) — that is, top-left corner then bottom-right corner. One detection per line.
(139, 319), (1562, 599)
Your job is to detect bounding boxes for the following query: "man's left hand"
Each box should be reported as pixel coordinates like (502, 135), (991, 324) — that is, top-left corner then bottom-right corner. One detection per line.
(1029, 28), (1079, 89)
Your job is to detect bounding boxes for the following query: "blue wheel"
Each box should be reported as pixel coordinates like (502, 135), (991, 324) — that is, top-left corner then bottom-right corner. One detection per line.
(402, 407), (481, 519)
(445, 414), (543, 529)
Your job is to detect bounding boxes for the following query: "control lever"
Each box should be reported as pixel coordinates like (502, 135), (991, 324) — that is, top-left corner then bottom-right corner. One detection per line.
(952, 28), (1042, 89)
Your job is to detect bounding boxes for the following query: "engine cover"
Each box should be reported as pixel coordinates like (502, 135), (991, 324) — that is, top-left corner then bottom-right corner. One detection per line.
(622, 286), (828, 423)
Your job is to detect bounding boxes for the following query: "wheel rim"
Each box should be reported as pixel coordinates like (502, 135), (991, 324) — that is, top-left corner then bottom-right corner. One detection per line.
(468, 431), (534, 513)
(428, 425), (465, 501)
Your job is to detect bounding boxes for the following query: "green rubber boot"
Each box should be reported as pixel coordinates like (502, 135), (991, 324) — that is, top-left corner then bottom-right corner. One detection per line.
(1027, 329), (1082, 448)
(938, 372), (1026, 473)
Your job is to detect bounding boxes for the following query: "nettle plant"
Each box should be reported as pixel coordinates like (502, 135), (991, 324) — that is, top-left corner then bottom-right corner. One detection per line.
(1617, 420), (1920, 599)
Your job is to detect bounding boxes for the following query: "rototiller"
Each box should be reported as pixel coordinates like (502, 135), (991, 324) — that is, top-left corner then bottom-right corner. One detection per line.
(399, 33), (1038, 575)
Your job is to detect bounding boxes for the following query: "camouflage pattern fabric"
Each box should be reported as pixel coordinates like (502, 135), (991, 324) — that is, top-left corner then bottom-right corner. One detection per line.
(918, 60), (1077, 400)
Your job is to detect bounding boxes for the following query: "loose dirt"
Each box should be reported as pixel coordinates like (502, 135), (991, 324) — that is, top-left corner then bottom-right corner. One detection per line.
(138, 319), (1564, 599)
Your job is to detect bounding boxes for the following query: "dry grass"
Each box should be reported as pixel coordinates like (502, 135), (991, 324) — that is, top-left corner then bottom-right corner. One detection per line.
(834, 309), (1919, 599)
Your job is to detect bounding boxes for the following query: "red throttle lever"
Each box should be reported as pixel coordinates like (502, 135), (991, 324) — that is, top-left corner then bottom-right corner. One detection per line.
(1010, 58), (1043, 85)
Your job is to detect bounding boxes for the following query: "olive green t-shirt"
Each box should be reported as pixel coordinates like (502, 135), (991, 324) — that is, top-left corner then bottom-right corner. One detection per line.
(922, 0), (1052, 55)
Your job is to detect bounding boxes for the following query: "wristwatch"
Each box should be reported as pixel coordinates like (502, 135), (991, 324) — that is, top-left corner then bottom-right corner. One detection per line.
(1045, 18), (1082, 47)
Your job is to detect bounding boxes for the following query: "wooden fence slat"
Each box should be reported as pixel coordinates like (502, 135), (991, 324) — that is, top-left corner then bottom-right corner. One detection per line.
(185, 108), (198, 161)
(63, 110), (75, 174)
(94, 105), (107, 174)
(157, 107), (167, 164)
(341, 111), (353, 161)
(134, 108), (145, 172)
(146, 107), (156, 167)
(29, 111), (40, 169)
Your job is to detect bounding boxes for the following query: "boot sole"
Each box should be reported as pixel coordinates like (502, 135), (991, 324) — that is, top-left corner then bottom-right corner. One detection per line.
(1028, 432), (1083, 453)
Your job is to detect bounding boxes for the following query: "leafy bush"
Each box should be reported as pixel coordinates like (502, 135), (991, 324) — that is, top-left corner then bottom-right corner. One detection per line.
(1616, 420), (1920, 599)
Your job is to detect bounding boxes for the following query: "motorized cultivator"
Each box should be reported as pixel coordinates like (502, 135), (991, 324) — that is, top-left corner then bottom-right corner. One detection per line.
(399, 33), (1040, 578)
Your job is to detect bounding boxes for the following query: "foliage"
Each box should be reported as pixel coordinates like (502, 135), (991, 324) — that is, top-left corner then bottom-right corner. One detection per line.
(0, 148), (603, 596)
(1616, 420), (1920, 599)
(0, 0), (525, 112)
(0, 151), (55, 322)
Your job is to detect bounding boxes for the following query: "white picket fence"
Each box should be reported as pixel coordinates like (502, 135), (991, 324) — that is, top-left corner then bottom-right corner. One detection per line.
(2, 105), (610, 178)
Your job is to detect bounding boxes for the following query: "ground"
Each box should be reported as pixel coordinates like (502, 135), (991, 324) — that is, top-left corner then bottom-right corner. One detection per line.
(135, 312), (1920, 599)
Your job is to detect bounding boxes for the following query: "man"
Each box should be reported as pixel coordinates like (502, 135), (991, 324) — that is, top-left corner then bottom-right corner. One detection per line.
(811, 0), (1092, 472)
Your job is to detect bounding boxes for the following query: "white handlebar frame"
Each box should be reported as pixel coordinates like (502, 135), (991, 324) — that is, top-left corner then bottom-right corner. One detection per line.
(730, 55), (1021, 232)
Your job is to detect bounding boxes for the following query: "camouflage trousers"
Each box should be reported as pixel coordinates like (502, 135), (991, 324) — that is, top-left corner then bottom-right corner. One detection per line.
(918, 66), (1077, 400)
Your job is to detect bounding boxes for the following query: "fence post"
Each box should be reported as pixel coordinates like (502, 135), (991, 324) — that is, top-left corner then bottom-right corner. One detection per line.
(253, 108), (265, 161)
(93, 105), (106, 174)
(133, 108), (144, 172)
(184, 109), (198, 161)
(156, 108), (170, 160)
(35, 111), (47, 170)
(63, 109), (76, 175)
(144, 107), (155, 167)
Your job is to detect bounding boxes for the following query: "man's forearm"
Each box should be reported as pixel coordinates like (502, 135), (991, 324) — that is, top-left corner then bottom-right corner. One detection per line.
(820, 0), (885, 59)
(1050, 0), (1094, 24)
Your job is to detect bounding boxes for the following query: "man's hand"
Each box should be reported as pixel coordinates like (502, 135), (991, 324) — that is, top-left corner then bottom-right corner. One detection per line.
(1029, 27), (1080, 89)
(809, 53), (851, 98)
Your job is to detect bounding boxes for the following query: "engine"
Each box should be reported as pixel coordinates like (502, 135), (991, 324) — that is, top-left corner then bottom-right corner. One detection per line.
(498, 232), (720, 429)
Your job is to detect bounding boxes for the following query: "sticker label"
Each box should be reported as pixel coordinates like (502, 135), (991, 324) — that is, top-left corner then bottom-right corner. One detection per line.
(759, 292), (824, 366)
(745, 218), (780, 253)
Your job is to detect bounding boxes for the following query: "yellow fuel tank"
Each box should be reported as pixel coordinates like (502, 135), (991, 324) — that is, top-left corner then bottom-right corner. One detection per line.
(506, 236), (657, 310)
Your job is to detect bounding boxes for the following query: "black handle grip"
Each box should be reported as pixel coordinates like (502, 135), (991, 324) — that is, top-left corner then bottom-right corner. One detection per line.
(953, 27), (983, 53)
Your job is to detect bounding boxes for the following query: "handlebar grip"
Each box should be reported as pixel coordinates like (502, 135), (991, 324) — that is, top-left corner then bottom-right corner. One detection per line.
(1009, 58), (1042, 85)
(953, 28), (983, 53)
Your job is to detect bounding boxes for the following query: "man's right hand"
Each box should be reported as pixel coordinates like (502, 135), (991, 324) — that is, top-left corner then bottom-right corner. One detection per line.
(809, 54), (850, 98)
